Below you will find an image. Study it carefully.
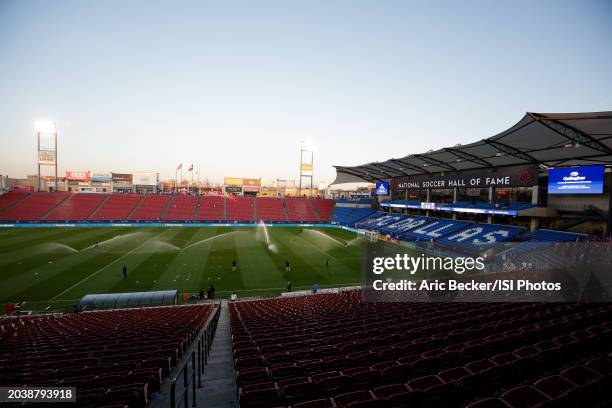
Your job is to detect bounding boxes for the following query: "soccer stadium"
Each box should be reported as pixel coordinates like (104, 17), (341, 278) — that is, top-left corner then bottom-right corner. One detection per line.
(2, 2), (612, 408)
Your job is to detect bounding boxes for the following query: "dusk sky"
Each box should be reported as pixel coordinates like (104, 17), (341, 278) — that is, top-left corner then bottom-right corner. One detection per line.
(1, 0), (611, 184)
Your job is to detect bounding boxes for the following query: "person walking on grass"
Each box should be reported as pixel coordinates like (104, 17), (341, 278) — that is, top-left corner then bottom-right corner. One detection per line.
(232, 259), (237, 272)
(122, 265), (127, 279)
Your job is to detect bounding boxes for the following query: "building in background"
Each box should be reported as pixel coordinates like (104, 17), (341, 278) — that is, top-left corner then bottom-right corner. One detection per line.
(224, 177), (243, 196)
(277, 179), (296, 197)
(260, 179), (277, 197)
(91, 173), (112, 193)
(242, 178), (260, 197)
(66, 171), (92, 192)
(112, 173), (133, 193)
(132, 172), (159, 193)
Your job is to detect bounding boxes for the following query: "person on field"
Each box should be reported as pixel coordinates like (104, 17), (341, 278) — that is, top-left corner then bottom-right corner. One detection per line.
(232, 259), (237, 272)
(122, 265), (127, 279)
(5, 302), (15, 316)
(311, 282), (320, 294)
(287, 281), (292, 292)
(285, 260), (291, 273)
(230, 292), (238, 301)
(207, 285), (216, 300)
(326, 259), (329, 270)
(199, 288), (205, 300)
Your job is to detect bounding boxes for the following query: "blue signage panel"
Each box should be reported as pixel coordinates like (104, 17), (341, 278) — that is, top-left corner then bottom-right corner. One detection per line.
(375, 181), (390, 195)
(548, 165), (604, 195)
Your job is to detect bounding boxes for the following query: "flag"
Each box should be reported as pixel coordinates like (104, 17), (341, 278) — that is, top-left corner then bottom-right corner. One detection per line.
(177, 163), (182, 170)
(188, 164), (193, 172)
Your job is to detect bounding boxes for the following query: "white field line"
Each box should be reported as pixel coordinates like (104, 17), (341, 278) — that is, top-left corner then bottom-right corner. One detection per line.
(305, 229), (347, 246)
(294, 235), (339, 260)
(48, 232), (166, 301)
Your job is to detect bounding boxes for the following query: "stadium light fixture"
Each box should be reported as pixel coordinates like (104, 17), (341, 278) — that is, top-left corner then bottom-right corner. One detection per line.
(35, 120), (56, 134)
(301, 140), (316, 152)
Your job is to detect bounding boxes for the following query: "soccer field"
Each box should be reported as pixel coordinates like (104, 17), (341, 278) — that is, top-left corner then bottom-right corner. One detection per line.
(0, 226), (364, 310)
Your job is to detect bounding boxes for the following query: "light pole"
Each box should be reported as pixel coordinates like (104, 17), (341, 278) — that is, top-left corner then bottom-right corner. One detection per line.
(35, 120), (58, 192)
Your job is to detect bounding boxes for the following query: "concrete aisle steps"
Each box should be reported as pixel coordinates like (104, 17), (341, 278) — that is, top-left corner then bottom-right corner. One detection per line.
(195, 301), (238, 408)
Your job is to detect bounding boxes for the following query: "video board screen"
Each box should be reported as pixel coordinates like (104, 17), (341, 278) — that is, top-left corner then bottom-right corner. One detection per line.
(548, 165), (604, 194)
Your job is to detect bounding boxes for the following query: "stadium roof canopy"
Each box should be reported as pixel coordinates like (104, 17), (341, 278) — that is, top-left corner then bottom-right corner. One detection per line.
(333, 111), (612, 183)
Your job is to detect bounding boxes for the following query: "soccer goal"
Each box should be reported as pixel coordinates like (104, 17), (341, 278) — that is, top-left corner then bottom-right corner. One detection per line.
(358, 229), (379, 242)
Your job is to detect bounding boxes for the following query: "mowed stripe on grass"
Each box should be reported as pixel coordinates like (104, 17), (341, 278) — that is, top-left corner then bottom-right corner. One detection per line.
(0, 226), (363, 309)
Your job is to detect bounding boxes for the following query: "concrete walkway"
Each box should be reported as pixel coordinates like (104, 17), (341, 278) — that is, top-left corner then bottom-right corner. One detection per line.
(195, 301), (238, 408)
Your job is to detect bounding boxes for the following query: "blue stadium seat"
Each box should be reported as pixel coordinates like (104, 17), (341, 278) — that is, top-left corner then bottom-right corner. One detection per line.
(356, 213), (405, 229)
(378, 215), (432, 236)
(526, 229), (586, 242)
(439, 224), (525, 246)
(331, 207), (377, 226)
(403, 219), (473, 241)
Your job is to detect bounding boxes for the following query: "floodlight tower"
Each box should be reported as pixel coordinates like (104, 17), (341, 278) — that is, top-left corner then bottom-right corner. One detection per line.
(299, 142), (314, 197)
(35, 121), (58, 192)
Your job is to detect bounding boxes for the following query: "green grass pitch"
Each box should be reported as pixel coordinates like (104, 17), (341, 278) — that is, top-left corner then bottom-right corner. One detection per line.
(0, 226), (364, 310)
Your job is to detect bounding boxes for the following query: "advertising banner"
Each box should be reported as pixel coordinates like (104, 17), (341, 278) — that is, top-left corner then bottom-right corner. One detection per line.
(421, 201), (435, 210)
(261, 178), (276, 188)
(548, 165), (604, 195)
(277, 179), (296, 188)
(259, 189), (277, 197)
(91, 173), (112, 182)
(225, 186), (242, 193)
(242, 178), (261, 187)
(375, 181), (389, 195)
(224, 177), (243, 186)
(300, 164), (313, 176)
(242, 178), (260, 192)
(112, 173), (133, 186)
(392, 166), (538, 190)
(66, 171), (91, 181)
(38, 150), (56, 165)
(132, 172), (158, 186)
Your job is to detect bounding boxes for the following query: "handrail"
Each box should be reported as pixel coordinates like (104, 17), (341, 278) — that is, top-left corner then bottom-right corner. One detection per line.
(170, 302), (221, 408)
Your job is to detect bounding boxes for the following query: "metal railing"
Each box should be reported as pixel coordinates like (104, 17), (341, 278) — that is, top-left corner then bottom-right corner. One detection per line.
(170, 303), (221, 408)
